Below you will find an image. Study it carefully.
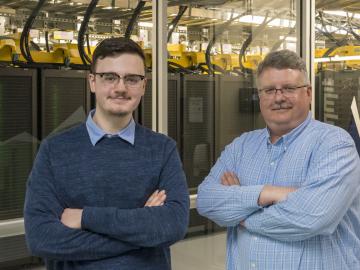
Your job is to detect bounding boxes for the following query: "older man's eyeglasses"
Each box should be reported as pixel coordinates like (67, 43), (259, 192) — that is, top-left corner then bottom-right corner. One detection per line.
(94, 72), (145, 88)
(258, 85), (309, 99)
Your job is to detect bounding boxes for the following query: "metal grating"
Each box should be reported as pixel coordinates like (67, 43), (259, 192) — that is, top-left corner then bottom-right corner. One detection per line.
(317, 70), (360, 130)
(140, 74), (181, 146)
(41, 70), (89, 138)
(0, 234), (30, 263)
(215, 75), (264, 159)
(142, 74), (153, 130)
(182, 75), (215, 192)
(0, 69), (36, 221)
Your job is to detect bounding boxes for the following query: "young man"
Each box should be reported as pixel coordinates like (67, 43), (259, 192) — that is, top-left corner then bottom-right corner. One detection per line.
(24, 37), (189, 270)
(197, 50), (360, 269)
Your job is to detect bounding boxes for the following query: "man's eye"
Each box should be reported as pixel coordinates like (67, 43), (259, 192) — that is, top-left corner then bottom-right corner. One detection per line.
(125, 75), (140, 83)
(285, 87), (296, 91)
(264, 89), (275, 94)
(103, 74), (117, 81)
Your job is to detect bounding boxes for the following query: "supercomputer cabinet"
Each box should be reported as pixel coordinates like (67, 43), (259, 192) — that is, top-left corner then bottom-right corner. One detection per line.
(0, 67), (38, 266)
(215, 74), (264, 158)
(139, 73), (182, 146)
(317, 70), (360, 130)
(41, 69), (91, 139)
(182, 74), (215, 194)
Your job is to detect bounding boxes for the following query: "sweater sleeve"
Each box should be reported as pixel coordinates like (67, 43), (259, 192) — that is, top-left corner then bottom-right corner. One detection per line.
(81, 139), (190, 247)
(24, 140), (139, 261)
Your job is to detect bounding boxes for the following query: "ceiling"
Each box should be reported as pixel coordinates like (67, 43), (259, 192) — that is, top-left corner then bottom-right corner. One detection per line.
(0, 0), (359, 35)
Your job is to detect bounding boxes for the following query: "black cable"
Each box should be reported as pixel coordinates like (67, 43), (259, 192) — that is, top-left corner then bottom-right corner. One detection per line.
(346, 13), (360, 43)
(167, 6), (188, 42)
(270, 26), (296, 52)
(168, 61), (195, 74)
(45, 30), (50, 52)
(239, 11), (281, 74)
(30, 41), (41, 51)
(78, 0), (99, 65)
(124, 1), (146, 38)
(317, 11), (344, 46)
(205, 11), (248, 75)
(86, 33), (92, 56)
(20, 0), (46, 63)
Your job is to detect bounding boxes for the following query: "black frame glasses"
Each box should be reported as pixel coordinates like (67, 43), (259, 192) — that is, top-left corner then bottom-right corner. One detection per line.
(258, 85), (309, 99)
(93, 72), (145, 88)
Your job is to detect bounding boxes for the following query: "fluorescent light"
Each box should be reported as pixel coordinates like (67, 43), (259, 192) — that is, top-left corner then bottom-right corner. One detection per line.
(138, 22), (153, 28)
(323, 10), (360, 20)
(314, 55), (360, 62)
(238, 15), (295, 28)
(314, 57), (330, 63)
(280, 36), (297, 42)
(239, 15), (264, 25)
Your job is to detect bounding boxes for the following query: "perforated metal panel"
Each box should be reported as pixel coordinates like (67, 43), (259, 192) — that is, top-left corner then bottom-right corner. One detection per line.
(215, 75), (264, 158)
(41, 69), (90, 138)
(0, 235), (30, 262)
(141, 73), (153, 129)
(182, 75), (215, 193)
(0, 67), (37, 265)
(317, 70), (360, 130)
(0, 67), (37, 221)
(140, 73), (181, 145)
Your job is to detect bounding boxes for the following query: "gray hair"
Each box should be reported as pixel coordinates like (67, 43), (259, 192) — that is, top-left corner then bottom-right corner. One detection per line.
(256, 49), (309, 84)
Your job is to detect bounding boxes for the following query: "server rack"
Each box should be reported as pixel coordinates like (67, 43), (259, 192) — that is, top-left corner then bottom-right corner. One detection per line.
(182, 74), (216, 234)
(140, 73), (215, 234)
(182, 74), (215, 193)
(317, 70), (360, 130)
(215, 75), (263, 159)
(41, 69), (91, 139)
(0, 67), (38, 266)
(140, 73), (182, 146)
(138, 73), (153, 129)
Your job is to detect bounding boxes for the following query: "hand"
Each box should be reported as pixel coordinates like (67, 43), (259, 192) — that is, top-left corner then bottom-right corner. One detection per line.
(221, 172), (240, 186)
(61, 208), (83, 229)
(258, 185), (297, 207)
(144, 190), (166, 207)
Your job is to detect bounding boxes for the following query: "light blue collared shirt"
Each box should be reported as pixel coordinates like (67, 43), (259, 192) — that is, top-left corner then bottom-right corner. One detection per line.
(86, 110), (136, 146)
(197, 112), (360, 270)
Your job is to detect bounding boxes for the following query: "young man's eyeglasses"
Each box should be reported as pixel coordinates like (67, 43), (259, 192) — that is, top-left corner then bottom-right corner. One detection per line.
(258, 85), (309, 99)
(93, 72), (145, 88)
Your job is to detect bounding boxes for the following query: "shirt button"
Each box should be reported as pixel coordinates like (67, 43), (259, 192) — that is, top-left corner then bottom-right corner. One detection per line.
(251, 262), (256, 268)
(270, 162), (274, 166)
(253, 236), (258, 241)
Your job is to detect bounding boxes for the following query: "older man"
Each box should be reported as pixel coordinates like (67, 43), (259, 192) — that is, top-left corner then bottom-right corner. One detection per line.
(197, 49), (360, 270)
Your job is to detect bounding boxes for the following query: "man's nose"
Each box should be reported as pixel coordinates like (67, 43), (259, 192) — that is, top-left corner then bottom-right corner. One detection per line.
(114, 77), (127, 89)
(274, 89), (286, 102)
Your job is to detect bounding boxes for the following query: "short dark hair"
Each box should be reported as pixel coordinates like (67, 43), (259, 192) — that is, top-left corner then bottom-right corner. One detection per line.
(256, 49), (309, 83)
(90, 37), (146, 73)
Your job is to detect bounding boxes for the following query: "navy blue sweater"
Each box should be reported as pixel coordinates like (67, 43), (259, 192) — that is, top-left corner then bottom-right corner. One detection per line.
(24, 123), (189, 270)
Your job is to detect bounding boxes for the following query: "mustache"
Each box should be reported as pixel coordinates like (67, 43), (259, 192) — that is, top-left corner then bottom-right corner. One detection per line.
(271, 102), (292, 110)
(109, 94), (131, 100)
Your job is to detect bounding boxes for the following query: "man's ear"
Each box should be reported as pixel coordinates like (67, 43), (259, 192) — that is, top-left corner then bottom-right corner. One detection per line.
(88, 74), (96, 94)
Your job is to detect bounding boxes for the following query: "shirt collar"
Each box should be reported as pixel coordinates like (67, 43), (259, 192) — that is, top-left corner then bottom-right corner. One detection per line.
(86, 109), (136, 146)
(265, 112), (312, 148)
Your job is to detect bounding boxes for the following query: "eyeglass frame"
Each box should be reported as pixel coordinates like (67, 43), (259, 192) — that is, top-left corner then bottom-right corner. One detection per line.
(92, 72), (146, 88)
(257, 84), (309, 99)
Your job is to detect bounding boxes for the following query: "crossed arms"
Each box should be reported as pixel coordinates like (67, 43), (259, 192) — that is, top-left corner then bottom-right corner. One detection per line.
(61, 190), (167, 229)
(24, 140), (189, 261)
(197, 135), (360, 242)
